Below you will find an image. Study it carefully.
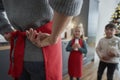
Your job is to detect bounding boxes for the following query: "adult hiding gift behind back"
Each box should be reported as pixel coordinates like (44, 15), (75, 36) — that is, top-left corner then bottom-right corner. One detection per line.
(0, 0), (83, 80)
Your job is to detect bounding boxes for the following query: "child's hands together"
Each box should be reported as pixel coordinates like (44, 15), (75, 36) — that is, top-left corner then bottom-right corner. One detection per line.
(101, 51), (117, 60)
(101, 55), (110, 60)
(72, 44), (81, 49)
(108, 51), (116, 57)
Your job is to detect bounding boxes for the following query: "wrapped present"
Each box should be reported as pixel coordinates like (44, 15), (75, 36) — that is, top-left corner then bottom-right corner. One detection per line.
(107, 40), (119, 56)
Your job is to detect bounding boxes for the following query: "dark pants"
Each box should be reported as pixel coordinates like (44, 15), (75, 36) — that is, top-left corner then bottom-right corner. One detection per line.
(97, 61), (118, 80)
(70, 76), (80, 80)
(18, 61), (46, 80)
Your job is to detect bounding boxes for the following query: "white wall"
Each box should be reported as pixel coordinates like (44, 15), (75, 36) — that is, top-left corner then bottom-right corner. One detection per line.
(88, 0), (99, 37)
(0, 35), (7, 42)
(96, 0), (120, 43)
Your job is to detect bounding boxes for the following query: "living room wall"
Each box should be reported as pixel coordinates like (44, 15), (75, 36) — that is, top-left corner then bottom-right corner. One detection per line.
(72, 0), (89, 38)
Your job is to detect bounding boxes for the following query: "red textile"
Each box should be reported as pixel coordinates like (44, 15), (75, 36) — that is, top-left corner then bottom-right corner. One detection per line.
(68, 39), (83, 77)
(8, 22), (62, 80)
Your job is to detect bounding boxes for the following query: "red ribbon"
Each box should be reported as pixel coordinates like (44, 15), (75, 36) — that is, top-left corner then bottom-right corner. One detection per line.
(8, 21), (62, 80)
(8, 22), (52, 77)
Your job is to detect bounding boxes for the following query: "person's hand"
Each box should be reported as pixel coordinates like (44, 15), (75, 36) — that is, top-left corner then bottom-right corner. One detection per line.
(72, 44), (77, 49)
(4, 33), (12, 41)
(76, 44), (81, 48)
(26, 28), (57, 47)
(37, 35), (59, 47)
(108, 51), (116, 57)
(101, 56), (110, 60)
(26, 28), (38, 44)
(72, 44), (81, 49)
(26, 28), (49, 45)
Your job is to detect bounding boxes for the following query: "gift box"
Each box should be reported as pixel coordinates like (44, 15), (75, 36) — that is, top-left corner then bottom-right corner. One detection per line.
(107, 40), (119, 56)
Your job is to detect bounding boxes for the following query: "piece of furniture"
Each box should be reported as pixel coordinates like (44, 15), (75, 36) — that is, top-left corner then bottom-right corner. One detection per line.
(62, 41), (70, 76)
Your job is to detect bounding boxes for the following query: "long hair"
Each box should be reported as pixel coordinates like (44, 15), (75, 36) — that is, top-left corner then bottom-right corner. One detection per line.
(72, 24), (85, 40)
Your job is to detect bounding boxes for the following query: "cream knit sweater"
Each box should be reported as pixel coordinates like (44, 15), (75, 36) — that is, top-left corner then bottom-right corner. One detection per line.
(96, 36), (120, 63)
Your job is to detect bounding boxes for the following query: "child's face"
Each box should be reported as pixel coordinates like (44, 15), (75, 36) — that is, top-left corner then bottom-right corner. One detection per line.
(105, 28), (116, 38)
(74, 28), (82, 38)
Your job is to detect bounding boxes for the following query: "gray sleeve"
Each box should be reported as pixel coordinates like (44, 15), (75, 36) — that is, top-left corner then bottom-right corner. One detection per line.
(49, 0), (83, 16)
(66, 40), (73, 52)
(78, 40), (87, 54)
(0, 11), (13, 35)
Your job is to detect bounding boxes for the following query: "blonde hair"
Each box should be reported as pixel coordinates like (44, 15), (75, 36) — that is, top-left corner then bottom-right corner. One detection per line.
(72, 24), (85, 40)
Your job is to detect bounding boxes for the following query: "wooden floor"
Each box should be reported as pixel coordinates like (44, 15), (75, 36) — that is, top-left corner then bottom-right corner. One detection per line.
(0, 45), (10, 50)
(63, 61), (120, 80)
(0, 45), (119, 80)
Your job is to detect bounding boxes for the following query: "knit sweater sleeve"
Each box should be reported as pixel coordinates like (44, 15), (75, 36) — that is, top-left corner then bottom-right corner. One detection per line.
(66, 40), (73, 52)
(116, 38), (120, 57)
(49, 0), (83, 16)
(78, 40), (87, 54)
(96, 39), (103, 58)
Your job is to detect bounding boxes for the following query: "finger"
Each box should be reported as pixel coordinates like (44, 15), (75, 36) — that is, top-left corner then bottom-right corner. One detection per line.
(34, 30), (38, 38)
(29, 28), (34, 39)
(31, 30), (37, 40)
(30, 28), (33, 32)
(31, 31), (39, 45)
(26, 30), (30, 38)
(35, 32), (42, 46)
(36, 32), (41, 41)
(42, 33), (50, 38)
(29, 28), (35, 40)
(43, 33), (50, 36)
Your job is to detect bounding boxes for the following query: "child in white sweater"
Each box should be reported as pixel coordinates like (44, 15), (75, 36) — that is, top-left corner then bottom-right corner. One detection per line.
(96, 23), (120, 80)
